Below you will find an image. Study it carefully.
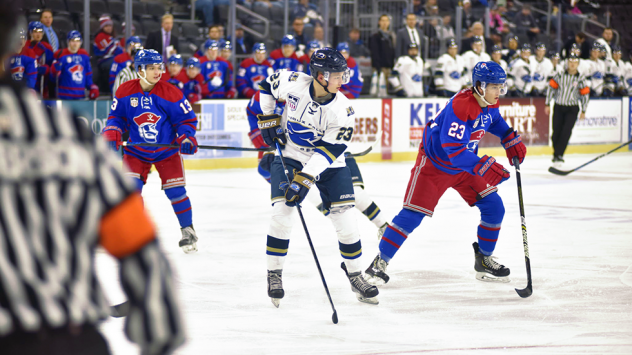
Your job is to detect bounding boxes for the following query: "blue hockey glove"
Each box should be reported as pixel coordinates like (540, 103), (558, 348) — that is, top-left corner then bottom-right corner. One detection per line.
(257, 113), (287, 146)
(285, 171), (315, 206)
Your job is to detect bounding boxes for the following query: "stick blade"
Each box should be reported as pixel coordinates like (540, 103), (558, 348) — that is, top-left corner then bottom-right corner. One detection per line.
(515, 284), (533, 298)
(548, 167), (571, 176)
(332, 310), (338, 324)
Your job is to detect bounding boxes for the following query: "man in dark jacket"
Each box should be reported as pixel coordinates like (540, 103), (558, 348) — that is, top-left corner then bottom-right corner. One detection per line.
(370, 14), (395, 94)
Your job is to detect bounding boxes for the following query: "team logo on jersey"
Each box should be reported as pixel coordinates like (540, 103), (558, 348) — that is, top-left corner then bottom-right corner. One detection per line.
(287, 94), (300, 111)
(10, 65), (24, 80)
(142, 96), (152, 109)
(308, 102), (319, 115)
(133, 112), (161, 143)
(131, 97), (138, 107)
(287, 120), (323, 147)
(346, 106), (355, 116)
(289, 72), (299, 82)
(69, 64), (84, 82)
(252, 74), (266, 89)
(467, 129), (486, 151)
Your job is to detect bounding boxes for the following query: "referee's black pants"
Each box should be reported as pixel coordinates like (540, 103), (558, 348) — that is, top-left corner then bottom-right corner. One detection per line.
(0, 324), (111, 355)
(551, 104), (580, 158)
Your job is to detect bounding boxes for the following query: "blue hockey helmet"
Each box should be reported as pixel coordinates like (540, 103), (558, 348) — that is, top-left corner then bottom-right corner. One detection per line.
(307, 40), (321, 51)
(222, 40), (232, 50)
(168, 54), (183, 66)
(28, 21), (44, 33)
(127, 36), (142, 46)
(309, 47), (350, 85)
(472, 61), (507, 96)
(134, 49), (164, 75)
(252, 42), (267, 53)
(472, 35), (483, 44)
(67, 30), (82, 42)
(186, 57), (201, 69)
(204, 39), (219, 51)
(521, 43), (531, 53)
(535, 42), (546, 51)
(281, 34), (297, 47)
(447, 38), (458, 49)
(612, 45), (622, 54)
(336, 42), (350, 53)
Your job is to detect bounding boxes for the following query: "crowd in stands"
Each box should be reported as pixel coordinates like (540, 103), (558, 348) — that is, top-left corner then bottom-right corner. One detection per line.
(11, 0), (632, 100)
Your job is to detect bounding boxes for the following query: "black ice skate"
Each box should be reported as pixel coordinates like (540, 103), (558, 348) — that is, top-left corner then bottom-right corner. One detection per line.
(267, 270), (284, 308)
(179, 225), (198, 254)
(341, 263), (379, 305)
(365, 254), (390, 285)
(473, 242), (510, 283)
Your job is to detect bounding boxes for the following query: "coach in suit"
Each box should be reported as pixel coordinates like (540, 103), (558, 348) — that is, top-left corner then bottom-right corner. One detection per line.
(39, 9), (63, 51)
(145, 13), (180, 62)
(395, 13), (423, 58)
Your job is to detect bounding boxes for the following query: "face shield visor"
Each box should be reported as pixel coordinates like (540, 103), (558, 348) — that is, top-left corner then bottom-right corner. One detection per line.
(480, 81), (508, 96)
(323, 68), (351, 85)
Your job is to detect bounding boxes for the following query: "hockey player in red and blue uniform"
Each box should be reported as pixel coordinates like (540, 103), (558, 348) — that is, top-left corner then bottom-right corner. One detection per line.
(199, 39), (233, 99)
(300, 40), (321, 76)
(365, 61), (527, 285)
(336, 42), (363, 99)
(102, 49), (200, 254)
(165, 54), (188, 91)
(52, 31), (99, 100)
(109, 36), (142, 91)
(182, 57), (206, 104)
(237, 42), (273, 98)
(269, 35), (304, 73)
(10, 28), (37, 90)
(26, 21), (53, 95)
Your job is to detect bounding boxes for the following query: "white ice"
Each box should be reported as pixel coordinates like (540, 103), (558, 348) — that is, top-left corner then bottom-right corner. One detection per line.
(97, 152), (632, 355)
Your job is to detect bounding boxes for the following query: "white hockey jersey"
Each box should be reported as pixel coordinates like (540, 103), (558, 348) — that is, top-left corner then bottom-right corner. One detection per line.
(604, 58), (626, 93)
(508, 57), (537, 94)
(393, 55), (424, 97)
(434, 53), (466, 93)
(493, 59), (508, 74)
(529, 56), (554, 93)
(584, 58), (606, 96)
(625, 62), (632, 95)
(462, 50), (491, 85)
(259, 70), (355, 177)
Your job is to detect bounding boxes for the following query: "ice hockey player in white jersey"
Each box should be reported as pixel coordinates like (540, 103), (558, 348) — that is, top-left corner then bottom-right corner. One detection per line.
(529, 42), (554, 96)
(604, 45), (627, 96)
(434, 38), (466, 97)
(491, 44), (508, 73)
(507, 43), (536, 96)
(256, 48), (379, 307)
(390, 43), (424, 97)
(625, 51), (632, 95)
(551, 52), (564, 76)
(462, 36), (491, 86)
(585, 42), (606, 97)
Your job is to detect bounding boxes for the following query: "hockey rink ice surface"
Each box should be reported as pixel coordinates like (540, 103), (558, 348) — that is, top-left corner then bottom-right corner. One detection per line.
(97, 152), (632, 355)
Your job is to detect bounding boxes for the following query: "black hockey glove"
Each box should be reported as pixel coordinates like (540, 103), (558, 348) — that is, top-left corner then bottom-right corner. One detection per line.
(257, 113), (287, 146)
(285, 171), (315, 206)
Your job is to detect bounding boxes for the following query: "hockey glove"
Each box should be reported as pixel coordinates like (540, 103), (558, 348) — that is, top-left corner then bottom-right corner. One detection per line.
(248, 128), (269, 149)
(102, 129), (122, 152)
(474, 155), (510, 186)
(285, 171), (315, 206)
(225, 87), (237, 99)
(501, 129), (527, 166)
(257, 113), (287, 146)
(89, 84), (99, 99)
(258, 152), (275, 174)
(177, 134), (198, 155)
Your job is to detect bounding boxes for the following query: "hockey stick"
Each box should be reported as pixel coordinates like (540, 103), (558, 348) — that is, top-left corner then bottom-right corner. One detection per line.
(513, 157), (532, 298)
(548, 138), (632, 176)
(110, 301), (129, 318)
(122, 142), (273, 152)
(275, 142), (339, 324)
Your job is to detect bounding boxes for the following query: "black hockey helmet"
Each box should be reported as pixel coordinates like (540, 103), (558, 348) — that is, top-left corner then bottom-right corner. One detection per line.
(408, 42), (419, 50)
(521, 43), (532, 53)
(491, 44), (502, 53)
(535, 42), (546, 51)
(612, 45), (621, 54)
(309, 47), (350, 85)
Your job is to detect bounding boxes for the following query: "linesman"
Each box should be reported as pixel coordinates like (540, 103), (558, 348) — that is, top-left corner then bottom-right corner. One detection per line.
(0, 2), (184, 354)
(545, 54), (590, 168)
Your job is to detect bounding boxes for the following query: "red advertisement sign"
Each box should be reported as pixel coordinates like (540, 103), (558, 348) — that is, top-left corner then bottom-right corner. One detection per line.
(478, 97), (549, 147)
(382, 98), (392, 160)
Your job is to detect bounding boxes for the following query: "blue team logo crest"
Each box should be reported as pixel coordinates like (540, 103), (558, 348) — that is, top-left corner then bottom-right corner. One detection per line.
(69, 64), (84, 82)
(287, 120), (323, 147)
(133, 112), (161, 143)
(10, 64), (24, 81)
(130, 97), (138, 107)
(467, 129), (486, 151)
(287, 94), (300, 111)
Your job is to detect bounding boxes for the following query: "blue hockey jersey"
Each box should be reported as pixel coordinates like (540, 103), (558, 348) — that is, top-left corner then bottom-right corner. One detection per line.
(10, 48), (38, 89)
(201, 59), (231, 98)
(52, 48), (94, 100)
(422, 88), (511, 175)
(105, 79), (198, 163)
(340, 56), (363, 99)
(237, 57), (273, 98)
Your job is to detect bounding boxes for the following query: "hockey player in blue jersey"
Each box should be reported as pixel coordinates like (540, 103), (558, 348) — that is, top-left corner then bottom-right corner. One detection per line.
(299, 40), (321, 76)
(336, 42), (364, 98)
(269, 35), (304, 73)
(237, 43), (273, 98)
(365, 61), (527, 285)
(10, 28), (37, 90)
(102, 49), (200, 254)
(199, 39), (232, 98)
(51, 31), (99, 100)
(108, 35), (142, 91)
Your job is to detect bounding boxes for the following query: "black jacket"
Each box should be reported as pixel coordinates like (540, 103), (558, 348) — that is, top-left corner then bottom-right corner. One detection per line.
(145, 30), (180, 56)
(369, 30), (395, 70)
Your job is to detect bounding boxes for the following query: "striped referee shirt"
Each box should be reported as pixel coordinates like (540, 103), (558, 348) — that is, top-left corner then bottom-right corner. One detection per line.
(0, 80), (184, 353)
(113, 65), (138, 95)
(546, 70), (590, 112)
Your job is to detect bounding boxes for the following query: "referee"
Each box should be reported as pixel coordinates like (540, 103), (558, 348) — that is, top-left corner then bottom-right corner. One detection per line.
(545, 54), (590, 167)
(0, 3), (184, 354)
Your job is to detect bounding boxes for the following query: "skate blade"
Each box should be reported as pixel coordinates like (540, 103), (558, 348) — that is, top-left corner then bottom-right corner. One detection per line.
(476, 272), (510, 283)
(356, 294), (379, 305)
(181, 243), (198, 254)
(271, 298), (281, 308)
(364, 274), (387, 286)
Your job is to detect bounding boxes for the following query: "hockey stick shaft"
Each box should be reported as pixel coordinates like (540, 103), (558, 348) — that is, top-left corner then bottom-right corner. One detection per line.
(275, 142), (338, 324)
(513, 157), (532, 298)
(548, 138), (632, 175)
(123, 142), (272, 152)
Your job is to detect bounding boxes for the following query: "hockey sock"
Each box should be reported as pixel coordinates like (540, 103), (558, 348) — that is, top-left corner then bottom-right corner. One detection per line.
(258, 164), (271, 183)
(339, 240), (363, 273)
(329, 206), (362, 273)
(133, 177), (144, 192)
(475, 192), (505, 256)
(354, 186), (388, 228)
(266, 235), (289, 270)
(379, 208), (424, 262)
(165, 186), (192, 228)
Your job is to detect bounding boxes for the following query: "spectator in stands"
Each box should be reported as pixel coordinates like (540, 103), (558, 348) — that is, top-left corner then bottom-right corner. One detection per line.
(461, 22), (493, 54)
(489, 6), (510, 36)
(513, 5), (540, 43)
(194, 25), (223, 59)
(312, 25), (330, 48)
(289, 17), (311, 48)
(347, 28), (369, 58)
(195, 0), (230, 27)
(229, 25), (253, 57)
(39, 9), (62, 52)
(396, 13), (422, 59)
(435, 14), (456, 41)
(595, 27), (615, 61)
(503, 35), (519, 63)
(337, 42), (364, 99)
(292, 0), (323, 26)
(146, 14), (180, 63)
(562, 32), (590, 59)
(438, 0), (458, 16)
(94, 15), (123, 93)
(370, 14), (396, 96)
(461, 0), (478, 34)
(236, 42), (273, 98)
(411, 0), (426, 17)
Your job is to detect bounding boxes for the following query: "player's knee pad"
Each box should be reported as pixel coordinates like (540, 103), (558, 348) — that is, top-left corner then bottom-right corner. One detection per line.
(392, 208), (425, 234)
(353, 185), (372, 211)
(476, 192), (505, 224)
(133, 177), (144, 192)
(270, 202), (295, 237)
(164, 186), (187, 201)
(329, 209), (360, 245)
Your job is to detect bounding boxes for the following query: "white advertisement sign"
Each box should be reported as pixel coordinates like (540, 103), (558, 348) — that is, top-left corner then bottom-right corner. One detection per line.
(569, 99), (623, 144)
(347, 98), (382, 154)
(391, 98), (449, 152)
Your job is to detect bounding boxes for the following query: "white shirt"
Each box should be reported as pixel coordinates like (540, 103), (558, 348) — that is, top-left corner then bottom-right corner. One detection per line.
(406, 26), (419, 46)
